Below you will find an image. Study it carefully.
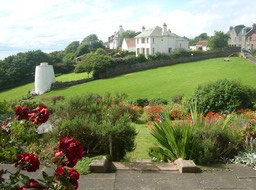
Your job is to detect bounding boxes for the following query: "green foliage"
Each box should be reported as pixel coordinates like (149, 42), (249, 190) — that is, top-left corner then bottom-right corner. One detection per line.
(0, 50), (50, 89)
(190, 79), (256, 114)
(62, 52), (76, 66)
(150, 113), (198, 161)
(80, 34), (104, 52)
(48, 93), (137, 161)
(74, 156), (103, 175)
(130, 98), (149, 107)
(64, 41), (80, 54)
(150, 98), (168, 105)
(74, 63), (86, 73)
(208, 31), (229, 49)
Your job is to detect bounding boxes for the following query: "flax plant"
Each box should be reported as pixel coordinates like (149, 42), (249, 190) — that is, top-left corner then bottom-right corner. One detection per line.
(150, 113), (198, 161)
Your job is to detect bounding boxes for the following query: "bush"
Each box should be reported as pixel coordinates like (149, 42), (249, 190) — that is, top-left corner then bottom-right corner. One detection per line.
(74, 64), (86, 73)
(190, 79), (256, 114)
(130, 98), (149, 107)
(150, 98), (168, 105)
(149, 109), (244, 164)
(48, 93), (137, 161)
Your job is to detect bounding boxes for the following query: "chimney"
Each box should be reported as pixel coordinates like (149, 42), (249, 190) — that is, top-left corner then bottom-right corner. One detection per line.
(142, 26), (145, 32)
(163, 23), (167, 35)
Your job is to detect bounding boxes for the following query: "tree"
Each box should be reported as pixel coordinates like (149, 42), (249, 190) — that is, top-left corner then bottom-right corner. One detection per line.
(62, 52), (76, 66)
(0, 50), (50, 88)
(64, 41), (80, 54)
(75, 44), (90, 57)
(189, 33), (209, 45)
(208, 31), (229, 49)
(81, 52), (112, 78)
(80, 34), (104, 52)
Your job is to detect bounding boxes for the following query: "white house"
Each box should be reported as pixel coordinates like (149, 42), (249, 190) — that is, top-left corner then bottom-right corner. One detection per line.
(108, 25), (125, 49)
(134, 23), (189, 57)
(121, 38), (136, 52)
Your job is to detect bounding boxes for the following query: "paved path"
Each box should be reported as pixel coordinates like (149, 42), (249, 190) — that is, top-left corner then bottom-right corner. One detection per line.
(1, 163), (256, 190)
(79, 163), (256, 190)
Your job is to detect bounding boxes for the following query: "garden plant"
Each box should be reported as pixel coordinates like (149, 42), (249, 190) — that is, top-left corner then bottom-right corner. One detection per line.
(0, 105), (83, 190)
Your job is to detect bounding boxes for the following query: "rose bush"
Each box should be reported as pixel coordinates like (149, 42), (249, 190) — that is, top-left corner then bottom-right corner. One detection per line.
(0, 105), (83, 190)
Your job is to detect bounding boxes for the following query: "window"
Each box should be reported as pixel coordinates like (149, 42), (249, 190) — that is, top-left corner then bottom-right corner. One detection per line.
(168, 48), (172, 53)
(137, 48), (139, 55)
(137, 39), (139, 44)
(152, 48), (155, 54)
(152, 38), (155, 44)
(146, 48), (149, 55)
(146, 38), (149, 43)
(141, 38), (145, 43)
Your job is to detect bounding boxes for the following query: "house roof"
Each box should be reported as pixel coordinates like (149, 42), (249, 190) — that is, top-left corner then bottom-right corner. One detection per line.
(234, 25), (245, 35)
(135, 26), (163, 38)
(135, 25), (182, 39)
(124, 38), (135, 47)
(251, 33), (256, 41)
(196, 40), (208, 46)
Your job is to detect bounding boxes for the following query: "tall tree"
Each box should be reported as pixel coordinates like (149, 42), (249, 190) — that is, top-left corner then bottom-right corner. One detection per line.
(208, 31), (229, 49)
(64, 41), (80, 54)
(80, 34), (104, 52)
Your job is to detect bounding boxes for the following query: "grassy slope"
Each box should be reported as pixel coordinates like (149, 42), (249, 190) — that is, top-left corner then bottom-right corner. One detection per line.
(40, 57), (256, 101)
(1, 57), (256, 102)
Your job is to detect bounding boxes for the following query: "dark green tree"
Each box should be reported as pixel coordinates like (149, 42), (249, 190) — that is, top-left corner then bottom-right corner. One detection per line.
(64, 41), (80, 54)
(80, 34), (104, 52)
(81, 52), (112, 78)
(208, 31), (229, 49)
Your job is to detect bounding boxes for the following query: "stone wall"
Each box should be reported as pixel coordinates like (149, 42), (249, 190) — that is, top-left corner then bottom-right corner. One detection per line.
(51, 78), (93, 90)
(97, 48), (240, 79)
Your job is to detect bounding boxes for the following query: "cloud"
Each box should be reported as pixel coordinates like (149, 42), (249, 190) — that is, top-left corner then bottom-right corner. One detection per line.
(0, 0), (255, 59)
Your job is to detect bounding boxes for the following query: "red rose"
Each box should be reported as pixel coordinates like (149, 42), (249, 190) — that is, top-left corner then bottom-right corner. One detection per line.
(68, 168), (80, 182)
(59, 136), (83, 167)
(15, 153), (40, 172)
(19, 178), (45, 190)
(29, 105), (49, 125)
(15, 106), (30, 120)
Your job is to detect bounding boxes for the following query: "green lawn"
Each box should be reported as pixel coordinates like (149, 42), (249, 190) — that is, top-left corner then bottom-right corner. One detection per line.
(1, 57), (256, 102)
(39, 57), (256, 101)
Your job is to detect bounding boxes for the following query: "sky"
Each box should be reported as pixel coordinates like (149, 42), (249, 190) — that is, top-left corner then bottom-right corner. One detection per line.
(0, 0), (255, 59)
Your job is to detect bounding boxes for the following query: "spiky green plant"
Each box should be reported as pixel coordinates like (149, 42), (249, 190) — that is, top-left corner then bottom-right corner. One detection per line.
(150, 113), (198, 161)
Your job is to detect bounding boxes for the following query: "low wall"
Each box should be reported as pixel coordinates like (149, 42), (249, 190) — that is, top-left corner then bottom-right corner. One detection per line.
(97, 48), (240, 79)
(51, 78), (93, 90)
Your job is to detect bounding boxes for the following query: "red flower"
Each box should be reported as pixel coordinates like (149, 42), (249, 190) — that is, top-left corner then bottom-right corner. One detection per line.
(68, 168), (80, 183)
(15, 106), (30, 120)
(19, 179), (45, 190)
(58, 136), (83, 167)
(15, 153), (40, 172)
(55, 167), (80, 190)
(29, 105), (49, 125)
(55, 166), (65, 175)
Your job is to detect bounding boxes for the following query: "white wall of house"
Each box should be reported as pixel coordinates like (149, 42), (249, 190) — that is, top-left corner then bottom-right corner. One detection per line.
(135, 24), (189, 57)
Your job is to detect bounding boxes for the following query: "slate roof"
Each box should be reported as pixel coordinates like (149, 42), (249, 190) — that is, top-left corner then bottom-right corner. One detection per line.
(234, 25), (245, 35)
(135, 26), (181, 38)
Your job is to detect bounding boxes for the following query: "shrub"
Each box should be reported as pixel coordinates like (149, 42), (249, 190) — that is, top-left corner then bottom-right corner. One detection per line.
(130, 98), (149, 107)
(190, 79), (256, 114)
(48, 93), (137, 161)
(74, 64), (86, 73)
(150, 98), (168, 105)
